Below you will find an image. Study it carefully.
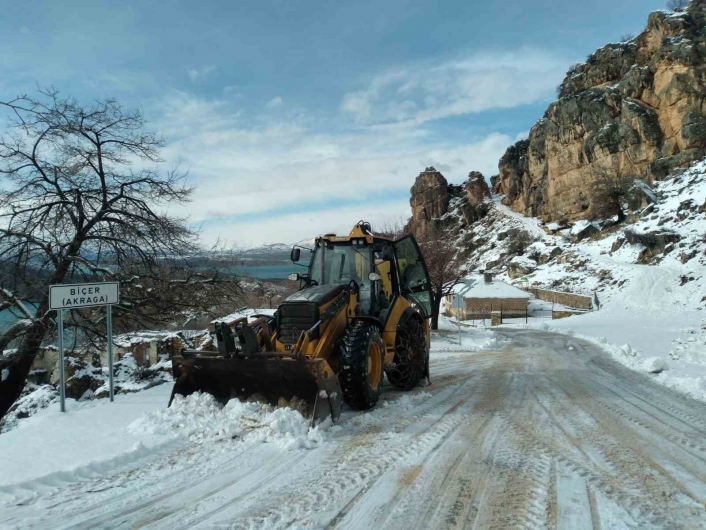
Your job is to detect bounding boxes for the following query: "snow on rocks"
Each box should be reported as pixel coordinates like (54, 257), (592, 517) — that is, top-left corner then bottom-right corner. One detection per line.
(127, 392), (326, 451)
(507, 255), (537, 279)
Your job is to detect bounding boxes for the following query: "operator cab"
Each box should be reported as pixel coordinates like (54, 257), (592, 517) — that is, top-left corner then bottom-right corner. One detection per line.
(288, 222), (432, 322)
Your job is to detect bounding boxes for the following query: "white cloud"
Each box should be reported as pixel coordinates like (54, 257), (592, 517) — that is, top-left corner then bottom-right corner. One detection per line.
(153, 91), (514, 245)
(265, 96), (283, 108)
(187, 64), (216, 82)
(199, 200), (412, 248)
(341, 48), (570, 126)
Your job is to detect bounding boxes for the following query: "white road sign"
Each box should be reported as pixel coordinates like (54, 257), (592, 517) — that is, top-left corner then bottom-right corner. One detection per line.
(49, 282), (120, 310)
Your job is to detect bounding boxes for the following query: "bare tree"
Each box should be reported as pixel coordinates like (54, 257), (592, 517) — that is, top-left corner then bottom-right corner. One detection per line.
(375, 217), (407, 239)
(416, 226), (470, 330)
(0, 88), (242, 418)
(667, 0), (689, 10)
(620, 34), (635, 43)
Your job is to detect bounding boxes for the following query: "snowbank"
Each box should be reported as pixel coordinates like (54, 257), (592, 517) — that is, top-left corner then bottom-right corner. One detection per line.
(432, 316), (500, 358)
(128, 392), (326, 451)
(0, 385), (180, 492)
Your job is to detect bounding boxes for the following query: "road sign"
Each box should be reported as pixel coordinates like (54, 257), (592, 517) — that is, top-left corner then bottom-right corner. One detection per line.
(50, 282), (120, 412)
(50, 282), (119, 310)
(519, 277), (529, 283)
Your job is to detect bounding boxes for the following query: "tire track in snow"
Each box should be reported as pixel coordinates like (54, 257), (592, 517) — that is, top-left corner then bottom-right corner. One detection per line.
(199, 381), (482, 529)
(328, 371), (519, 530)
(536, 372), (706, 526)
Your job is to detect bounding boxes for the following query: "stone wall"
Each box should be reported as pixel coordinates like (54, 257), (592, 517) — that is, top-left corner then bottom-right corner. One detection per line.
(464, 297), (528, 319)
(552, 310), (586, 320)
(527, 288), (593, 310)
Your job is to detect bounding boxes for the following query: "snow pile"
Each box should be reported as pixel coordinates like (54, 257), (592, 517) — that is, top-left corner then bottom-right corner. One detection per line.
(643, 357), (666, 373)
(0, 384), (180, 491)
(669, 323), (706, 362)
(127, 392), (326, 451)
(431, 317), (499, 356)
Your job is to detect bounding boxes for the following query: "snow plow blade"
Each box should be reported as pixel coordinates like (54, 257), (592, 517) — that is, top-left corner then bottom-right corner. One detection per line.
(169, 352), (342, 426)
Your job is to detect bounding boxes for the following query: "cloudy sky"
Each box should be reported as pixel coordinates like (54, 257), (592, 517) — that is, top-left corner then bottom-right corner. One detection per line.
(0, 0), (664, 246)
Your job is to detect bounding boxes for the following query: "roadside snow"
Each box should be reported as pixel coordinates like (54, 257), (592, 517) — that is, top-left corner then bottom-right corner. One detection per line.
(643, 357), (665, 373)
(128, 392), (326, 451)
(0, 385), (180, 491)
(431, 316), (499, 357)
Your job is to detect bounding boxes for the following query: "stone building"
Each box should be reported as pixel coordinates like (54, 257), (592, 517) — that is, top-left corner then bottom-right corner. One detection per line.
(446, 274), (531, 320)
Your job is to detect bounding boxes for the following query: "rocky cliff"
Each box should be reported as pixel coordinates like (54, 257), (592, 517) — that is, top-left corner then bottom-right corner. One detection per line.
(498, 0), (706, 223)
(405, 168), (490, 237)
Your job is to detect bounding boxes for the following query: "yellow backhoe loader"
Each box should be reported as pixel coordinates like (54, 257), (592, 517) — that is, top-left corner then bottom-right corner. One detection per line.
(169, 221), (433, 424)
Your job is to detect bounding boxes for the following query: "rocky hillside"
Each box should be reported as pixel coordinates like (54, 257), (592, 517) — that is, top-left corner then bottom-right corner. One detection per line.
(497, 0), (706, 223)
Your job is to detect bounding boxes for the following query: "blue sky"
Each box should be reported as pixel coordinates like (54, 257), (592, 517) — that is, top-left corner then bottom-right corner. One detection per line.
(0, 0), (665, 246)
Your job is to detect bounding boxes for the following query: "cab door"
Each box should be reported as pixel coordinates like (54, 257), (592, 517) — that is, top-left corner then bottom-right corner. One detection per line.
(392, 235), (433, 318)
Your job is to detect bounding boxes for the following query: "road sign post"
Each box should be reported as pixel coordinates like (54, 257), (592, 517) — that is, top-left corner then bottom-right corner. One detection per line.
(455, 295), (462, 346)
(57, 310), (66, 412)
(49, 282), (120, 412)
(107, 304), (114, 402)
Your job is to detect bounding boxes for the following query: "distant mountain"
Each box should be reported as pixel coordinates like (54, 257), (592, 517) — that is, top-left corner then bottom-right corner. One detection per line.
(241, 239), (314, 257)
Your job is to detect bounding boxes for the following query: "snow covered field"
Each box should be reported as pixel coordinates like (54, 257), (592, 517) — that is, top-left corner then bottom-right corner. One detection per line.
(2, 326), (706, 529)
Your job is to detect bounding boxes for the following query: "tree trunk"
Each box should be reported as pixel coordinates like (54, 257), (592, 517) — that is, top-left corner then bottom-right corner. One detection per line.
(430, 291), (442, 331)
(0, 248), (77, 419)
(0, 318), (48, 419)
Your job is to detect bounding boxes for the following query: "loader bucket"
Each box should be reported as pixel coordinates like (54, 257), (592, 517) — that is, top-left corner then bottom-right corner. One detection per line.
(169, 353), (342, 426)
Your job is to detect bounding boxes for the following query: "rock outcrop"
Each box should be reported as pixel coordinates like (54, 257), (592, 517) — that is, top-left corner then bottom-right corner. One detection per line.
(490, 174), (501, 194)
(466, 172), (491, 205)
(406, 168), (492, 237)
(406, 167), (451, 237)
(459, 172), (491, 225)
(498, 1), (706, 223)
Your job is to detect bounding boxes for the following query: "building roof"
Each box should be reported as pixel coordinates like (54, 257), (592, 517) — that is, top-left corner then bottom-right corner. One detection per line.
(453, 275), (531, 300)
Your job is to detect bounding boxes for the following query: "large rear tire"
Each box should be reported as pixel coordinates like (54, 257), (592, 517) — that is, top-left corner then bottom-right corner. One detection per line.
(339, 321), (384, 410)
(386, 316), (428, 390)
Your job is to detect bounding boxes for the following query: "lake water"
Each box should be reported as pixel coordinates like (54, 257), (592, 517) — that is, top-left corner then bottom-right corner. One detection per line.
(239, 264), (301, 279)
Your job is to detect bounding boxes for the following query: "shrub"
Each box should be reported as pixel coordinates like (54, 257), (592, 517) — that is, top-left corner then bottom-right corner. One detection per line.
(506, 229), (533, 256)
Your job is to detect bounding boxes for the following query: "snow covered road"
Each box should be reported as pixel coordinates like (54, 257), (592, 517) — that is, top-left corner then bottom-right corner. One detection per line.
(2, 329), (706, 529)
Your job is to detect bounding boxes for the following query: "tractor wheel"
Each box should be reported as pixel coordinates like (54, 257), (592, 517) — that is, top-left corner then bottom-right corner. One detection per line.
(339, 321), (384, 410)
(386, 316), (428, 390)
